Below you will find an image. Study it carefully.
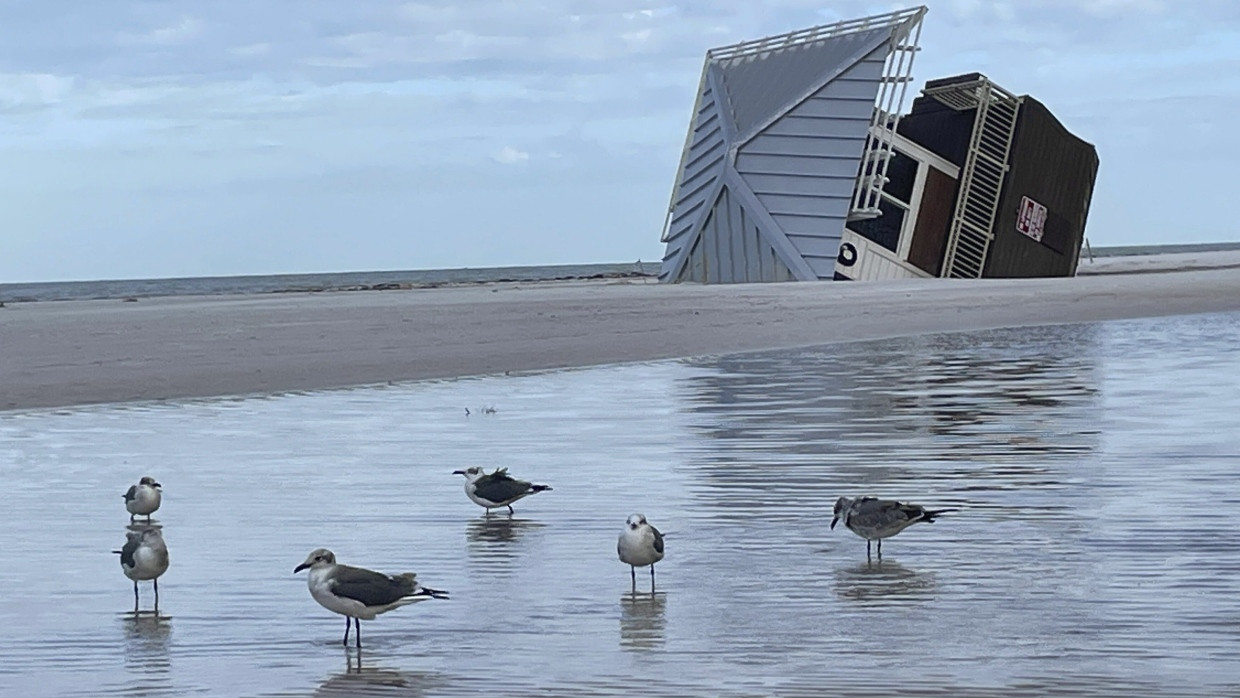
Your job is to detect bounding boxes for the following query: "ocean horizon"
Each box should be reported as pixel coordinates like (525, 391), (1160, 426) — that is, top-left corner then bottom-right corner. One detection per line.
(0, 261), (661, 304)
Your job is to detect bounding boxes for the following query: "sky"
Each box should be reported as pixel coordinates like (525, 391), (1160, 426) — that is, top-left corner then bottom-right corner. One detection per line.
(2, 1), (1239, 282)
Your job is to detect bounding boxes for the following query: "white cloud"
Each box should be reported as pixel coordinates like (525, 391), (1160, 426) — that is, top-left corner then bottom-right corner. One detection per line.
(229, 42), (271, 57)
(492, 145), (530, 164)
(118, 17), (204, 46)
(0, 73), (75, 110)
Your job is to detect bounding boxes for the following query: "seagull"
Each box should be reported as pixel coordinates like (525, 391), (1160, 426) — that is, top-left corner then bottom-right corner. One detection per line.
(294, 548), (448, 648)
(831, 496), (958, 559)
(113, 528), (169, 612)
(123, 476), (162, 523)
(617, 514), (664, 592)
(452, 466), (552, 515)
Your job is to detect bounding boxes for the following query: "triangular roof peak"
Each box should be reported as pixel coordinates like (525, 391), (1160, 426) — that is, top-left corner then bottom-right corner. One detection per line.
(706, 6), (926, 63)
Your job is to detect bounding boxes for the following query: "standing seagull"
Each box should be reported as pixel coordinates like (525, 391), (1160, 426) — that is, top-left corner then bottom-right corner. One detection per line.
(617, 514), (664, 593)
(831, 496), (957, 560)
(294, 548), (448, 648)
(114, 528), (169, 612)
(123, 476), (162, 523)
(452, 466), (552, 515)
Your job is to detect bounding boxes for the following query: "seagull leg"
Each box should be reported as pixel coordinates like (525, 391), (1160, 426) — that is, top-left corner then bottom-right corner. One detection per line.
(146, 514), (153, 523)
(877, 539), (882, 560)
(355, 619), (362, 649)
(507, 505), (514, 516)
(153, 578), (159, 612)
(133, 581), (139, 613)
(866, 540), (872, 561)
(630, 565), (636, 592)
(650, 564), (656, 593)
(342, 617), (351, 646)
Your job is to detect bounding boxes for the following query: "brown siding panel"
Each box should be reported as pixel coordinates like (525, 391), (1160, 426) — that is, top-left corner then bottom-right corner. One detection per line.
(984, 98), (1099, 278)
(907, 167), (957, 276)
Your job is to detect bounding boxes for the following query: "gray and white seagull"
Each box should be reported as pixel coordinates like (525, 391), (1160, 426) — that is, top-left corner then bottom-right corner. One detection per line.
(114, 528), (170, 612)
(618, 513), (664, 592)
(294, 548), (448, 648)
(831, 496), (957, 560)
(123, 476), (162, 523)
(452, 466), (552, 515)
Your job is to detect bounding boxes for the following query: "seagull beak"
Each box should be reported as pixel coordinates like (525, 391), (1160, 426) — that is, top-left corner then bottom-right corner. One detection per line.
(830, 516), (839, 530)
(294, 562), (310, 573)
(153, 482), (162, 488)
(452, 470), (465, 476)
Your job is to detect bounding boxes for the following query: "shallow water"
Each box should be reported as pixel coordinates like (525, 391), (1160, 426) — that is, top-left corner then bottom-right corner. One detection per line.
(2, 312), (1239, 696)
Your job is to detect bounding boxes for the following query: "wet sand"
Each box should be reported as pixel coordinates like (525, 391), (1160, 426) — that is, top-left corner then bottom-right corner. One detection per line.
(4, 259), (1240, 411)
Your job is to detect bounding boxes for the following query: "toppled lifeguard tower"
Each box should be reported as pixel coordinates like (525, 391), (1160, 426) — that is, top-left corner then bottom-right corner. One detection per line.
(658, 6), (1098, 283)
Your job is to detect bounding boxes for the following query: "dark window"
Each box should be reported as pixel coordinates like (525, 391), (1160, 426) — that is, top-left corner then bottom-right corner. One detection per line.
(849, 197), (906, 252)
(856, 146), (917, 206)
(883, 150), (917, 204)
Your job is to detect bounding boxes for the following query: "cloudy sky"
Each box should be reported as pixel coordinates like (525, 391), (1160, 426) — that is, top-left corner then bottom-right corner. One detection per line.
(2, 1), (1238, 282)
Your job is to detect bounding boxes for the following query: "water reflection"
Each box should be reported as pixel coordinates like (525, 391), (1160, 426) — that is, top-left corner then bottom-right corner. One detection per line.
(676, 325), (1104, 511)
(313, 653), (444, 697)
(121, 612), (172, 678)
(464, 517), (545, 579)
(619, 592), (666, 650)
(126, 522), (163, 533)
(833, 561), (936, 605)
(466, 517), (542, 546)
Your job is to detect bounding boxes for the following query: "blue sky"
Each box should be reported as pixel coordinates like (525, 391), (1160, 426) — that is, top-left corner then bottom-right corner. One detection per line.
(2, 1), (1238, 282)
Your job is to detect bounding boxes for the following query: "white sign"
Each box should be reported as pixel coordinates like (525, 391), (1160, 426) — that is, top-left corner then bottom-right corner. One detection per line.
(1016, 196), (1047, 242)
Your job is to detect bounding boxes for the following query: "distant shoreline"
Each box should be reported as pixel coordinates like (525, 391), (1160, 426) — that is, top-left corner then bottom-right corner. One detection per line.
(3, 241), (1239, 304)
(3, 253), (1240, 412)
(1085, 241), (1240, 258)
(0, 262), (660, 304)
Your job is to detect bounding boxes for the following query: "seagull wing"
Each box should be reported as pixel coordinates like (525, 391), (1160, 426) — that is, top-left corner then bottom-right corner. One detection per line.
(848, 498), (923, 529)
(473, 470), (532, 504)
(123, 485), (138, 502)
(330, 565), (415, 607)
(650, 525), (665, 555)
(117, 536), (140, 568)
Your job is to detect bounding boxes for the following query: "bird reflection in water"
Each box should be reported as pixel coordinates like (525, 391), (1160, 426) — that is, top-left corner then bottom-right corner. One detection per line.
(121, 611), (172, 677)
(833, 560), (936, 605)
(619, 592), (667, 651)
(466, 518), (546, 578)
(313, 650), (445, 697)
(466, 517), (543, 546)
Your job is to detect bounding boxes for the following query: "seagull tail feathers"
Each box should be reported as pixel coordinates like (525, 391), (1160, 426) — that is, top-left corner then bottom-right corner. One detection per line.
(418, 586), (450, 600)
(921, 508), (960, 524)
(530, 484), (553, 493)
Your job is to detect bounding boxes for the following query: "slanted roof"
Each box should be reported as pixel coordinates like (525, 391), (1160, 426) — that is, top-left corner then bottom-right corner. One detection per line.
(659, 7), (927, 283)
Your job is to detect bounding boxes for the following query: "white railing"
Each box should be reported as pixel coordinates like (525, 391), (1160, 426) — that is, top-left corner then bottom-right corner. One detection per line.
(928, 77), (1022, 278)
(707, 6), (926, 62)
(849, 10), (926, 220)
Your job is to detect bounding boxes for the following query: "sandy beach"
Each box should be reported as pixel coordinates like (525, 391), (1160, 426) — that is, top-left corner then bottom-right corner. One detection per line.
(4, 256), (1240, 411)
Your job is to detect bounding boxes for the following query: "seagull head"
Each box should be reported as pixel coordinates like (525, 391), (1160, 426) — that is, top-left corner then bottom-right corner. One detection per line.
(139, 476), (162, 489)
(452, 466), (484, 483)
(830, 497), (853, 530)
(294, 548), (336, 573)
(626, 513), (648, 531)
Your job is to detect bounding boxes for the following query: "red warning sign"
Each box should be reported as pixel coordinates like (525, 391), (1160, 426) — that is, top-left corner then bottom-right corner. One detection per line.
(1016, 196), (1047, 242)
